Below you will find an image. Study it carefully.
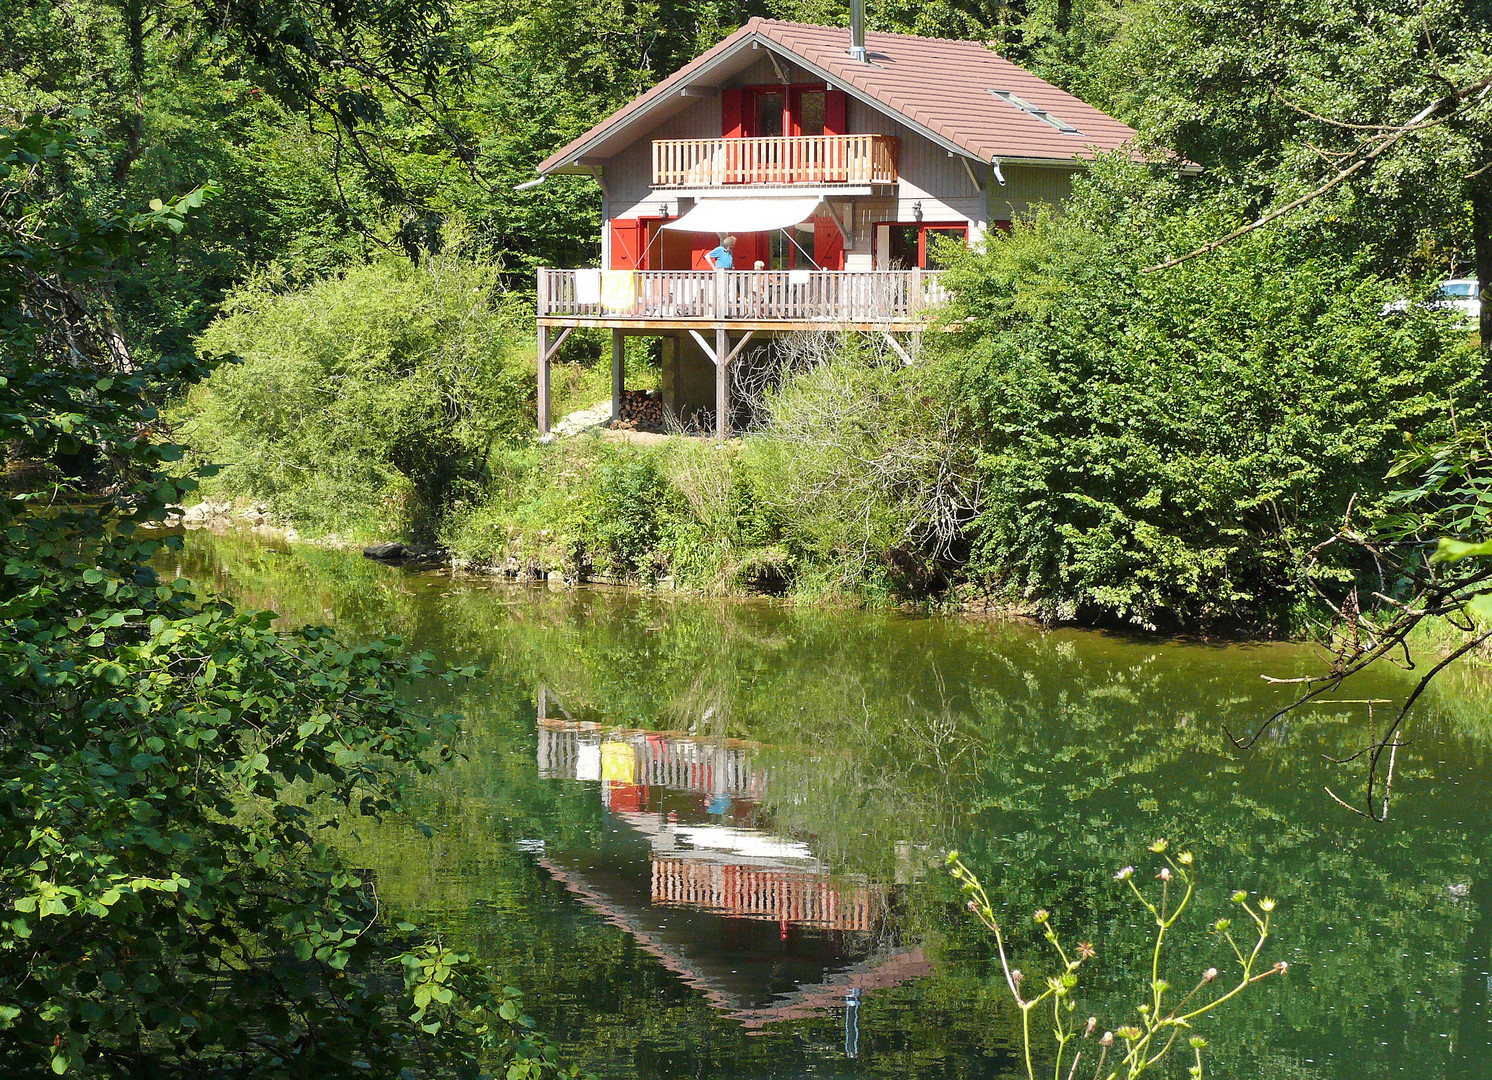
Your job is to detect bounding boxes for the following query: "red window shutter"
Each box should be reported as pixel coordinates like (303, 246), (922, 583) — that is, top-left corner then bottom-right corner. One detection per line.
(824, 89), (847, 135)
(722, 89), (744, 138)
(690, 235), (715, 271)
(813, 218), (845, 270)
(609, 219), (644, 270)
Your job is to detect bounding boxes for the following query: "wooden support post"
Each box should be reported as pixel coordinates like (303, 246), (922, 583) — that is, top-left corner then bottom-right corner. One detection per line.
(716, 325), (730, 439)
(537, 324), (551, 434)
(611, 329), (624, 422)
(880, 330), (914, 366)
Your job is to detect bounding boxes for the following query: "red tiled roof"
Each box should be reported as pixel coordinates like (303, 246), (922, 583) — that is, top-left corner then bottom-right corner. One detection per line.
(537, 18), (1138, 176)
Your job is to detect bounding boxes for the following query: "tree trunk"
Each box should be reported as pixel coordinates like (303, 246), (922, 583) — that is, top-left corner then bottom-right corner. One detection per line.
(113, 0), (147, 184)
(1473, 173), (1492, 377)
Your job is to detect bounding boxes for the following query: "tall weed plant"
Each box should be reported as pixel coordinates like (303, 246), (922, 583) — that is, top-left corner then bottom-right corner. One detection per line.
(176, 252), (533, 539)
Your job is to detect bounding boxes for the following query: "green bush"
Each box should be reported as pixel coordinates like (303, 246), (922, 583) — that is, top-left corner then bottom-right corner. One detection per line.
(941, 172), (1481, 629)
(177, 253), (533, 540)
(738, 333), (978, 600)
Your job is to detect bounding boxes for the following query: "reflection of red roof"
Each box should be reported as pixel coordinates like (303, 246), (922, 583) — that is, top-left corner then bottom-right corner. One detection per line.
(538, 18), (1138, 176)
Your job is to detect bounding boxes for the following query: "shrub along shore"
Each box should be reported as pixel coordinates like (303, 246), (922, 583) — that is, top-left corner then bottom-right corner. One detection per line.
(175, 184), (1482, 636)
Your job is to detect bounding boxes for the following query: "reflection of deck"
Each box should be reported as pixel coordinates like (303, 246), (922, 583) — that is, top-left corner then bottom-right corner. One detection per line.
(652, 857), (884, 931)
(537, 719), (767, 799)
(539, 855), (928, 1029)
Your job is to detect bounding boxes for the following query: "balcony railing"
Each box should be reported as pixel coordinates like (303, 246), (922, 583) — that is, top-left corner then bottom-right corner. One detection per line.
(652, 134), (899, 188)
(538, 268), (947, 325)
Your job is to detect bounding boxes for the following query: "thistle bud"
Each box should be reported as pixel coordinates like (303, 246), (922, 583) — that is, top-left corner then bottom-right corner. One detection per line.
(1273, 960), (1289, 974)
(1011, 969), (1024, 987)
(1178, 851), (1194, 867)
(967, 899), (979, 912)
(1203, 967), (1218, 983)
(1100, 1031), (1114, 1048)
(1149, 839), (1169, 853)
(1034, 908), (1050, 924)
(1085, 1017), (1097, 1037)
(1231, 890), (1248, 903)
(1259, 897), (1276, 913)
(1156, 867), (1173, 882)
(1115, 866), (1134, 881)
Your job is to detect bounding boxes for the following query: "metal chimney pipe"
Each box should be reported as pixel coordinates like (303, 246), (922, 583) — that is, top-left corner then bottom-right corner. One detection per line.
(849, 0), (867, 62)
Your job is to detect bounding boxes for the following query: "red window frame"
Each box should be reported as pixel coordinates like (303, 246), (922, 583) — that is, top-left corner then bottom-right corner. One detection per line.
(873, 221), (970, 269)
(728, 84), (846, 138)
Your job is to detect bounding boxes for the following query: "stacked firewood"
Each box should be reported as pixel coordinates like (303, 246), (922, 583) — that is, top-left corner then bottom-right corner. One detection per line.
(611, 389), (666, 432)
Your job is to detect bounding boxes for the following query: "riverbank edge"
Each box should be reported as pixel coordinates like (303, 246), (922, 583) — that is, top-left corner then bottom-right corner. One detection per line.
(165, 498), (1492, 662)
(165, 498), (1038, 620)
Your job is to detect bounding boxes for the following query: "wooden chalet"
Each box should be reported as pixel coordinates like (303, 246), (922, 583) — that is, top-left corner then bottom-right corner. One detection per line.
(527, 10), (1139, 436)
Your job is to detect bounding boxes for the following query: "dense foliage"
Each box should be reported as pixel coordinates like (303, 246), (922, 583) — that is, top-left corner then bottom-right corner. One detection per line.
(181, 253), (532, 539)
(0, 115), (581, 1079)
(940, 185), (1482, 627)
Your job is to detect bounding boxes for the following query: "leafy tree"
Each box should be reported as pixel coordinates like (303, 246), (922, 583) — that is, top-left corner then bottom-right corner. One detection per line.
(1089, 0), (1492, 342)
(0, 114), (581, 1079)
(180, 252), (533, 539)
(940, 168), (1481, 629)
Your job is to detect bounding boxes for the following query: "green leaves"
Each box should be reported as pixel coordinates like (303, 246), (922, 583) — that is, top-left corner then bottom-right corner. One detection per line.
(0, 113), (564, 1080)
(1434, 538), (1492, 563)
(942, 202), (1480, 629)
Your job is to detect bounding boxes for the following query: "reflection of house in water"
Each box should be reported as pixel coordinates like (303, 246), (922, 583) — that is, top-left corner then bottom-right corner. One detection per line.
(537, 717), (766, 800)
(532, 712), (929, 1031)
(652, 858), (883, 932)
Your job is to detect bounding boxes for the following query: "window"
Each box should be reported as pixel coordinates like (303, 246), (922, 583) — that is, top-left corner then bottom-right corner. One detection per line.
(921, 225), (967, 270)
(794, 89), (825, 136)
(988, 89), (1081, 134)
(752, 90), (785, 138)
(875, 221), (969, 269)
(1440, 282), (1476, 298)
(726, 86), (846, 142)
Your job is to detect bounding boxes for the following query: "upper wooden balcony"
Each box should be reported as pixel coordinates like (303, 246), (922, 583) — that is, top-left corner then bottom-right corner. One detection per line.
(652, 134), (899, 189)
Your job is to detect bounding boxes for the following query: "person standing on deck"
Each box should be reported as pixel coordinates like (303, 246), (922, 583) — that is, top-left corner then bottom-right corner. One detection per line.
(706, 235), (737, 269)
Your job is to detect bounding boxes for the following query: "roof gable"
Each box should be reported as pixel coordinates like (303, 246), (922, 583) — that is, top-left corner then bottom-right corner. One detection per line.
(536, 18), (1138, 177)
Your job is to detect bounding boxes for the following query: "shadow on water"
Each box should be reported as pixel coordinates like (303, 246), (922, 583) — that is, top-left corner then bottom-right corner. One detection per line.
(165, 528), (1492, 1080)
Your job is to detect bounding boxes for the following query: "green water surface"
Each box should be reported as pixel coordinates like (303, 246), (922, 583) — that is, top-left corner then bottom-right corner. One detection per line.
(166, 529), (1492, 1080)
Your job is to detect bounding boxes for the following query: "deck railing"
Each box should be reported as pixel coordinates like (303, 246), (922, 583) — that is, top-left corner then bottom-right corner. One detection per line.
(537, 268), (947, 324)
(652, 134), (898, 188)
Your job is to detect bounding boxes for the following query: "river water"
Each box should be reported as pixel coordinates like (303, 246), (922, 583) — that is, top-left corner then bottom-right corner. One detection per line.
(169, 529), (1492, 1080)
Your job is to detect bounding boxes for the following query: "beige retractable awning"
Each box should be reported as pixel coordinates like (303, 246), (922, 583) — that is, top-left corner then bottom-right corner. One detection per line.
(661, 196), (822, 234)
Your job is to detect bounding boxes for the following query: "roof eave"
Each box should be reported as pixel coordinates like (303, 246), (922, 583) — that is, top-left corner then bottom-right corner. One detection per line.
(536, 31), (765, 176)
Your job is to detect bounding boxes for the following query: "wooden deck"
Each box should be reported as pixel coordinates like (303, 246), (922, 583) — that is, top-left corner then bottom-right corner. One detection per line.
(536, 269), (949, 440)
(652, 134), (898, 188)
(538, 268), (947, 326)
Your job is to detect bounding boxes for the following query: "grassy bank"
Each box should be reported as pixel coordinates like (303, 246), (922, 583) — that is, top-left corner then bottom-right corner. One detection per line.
(439, 434), (931, 604)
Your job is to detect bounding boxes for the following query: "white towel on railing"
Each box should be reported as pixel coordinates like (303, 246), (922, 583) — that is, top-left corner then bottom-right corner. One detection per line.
(788, 269), (812, 286)
(573, 268), (602, 305)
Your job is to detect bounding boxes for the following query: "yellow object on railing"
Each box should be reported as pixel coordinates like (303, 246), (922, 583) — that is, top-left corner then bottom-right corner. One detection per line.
(600, 270), (637, 312)
(600, 741), (637, 784)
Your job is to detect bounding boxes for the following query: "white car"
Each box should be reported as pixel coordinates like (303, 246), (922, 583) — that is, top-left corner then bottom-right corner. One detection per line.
(1382, 278), (1482, 326)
